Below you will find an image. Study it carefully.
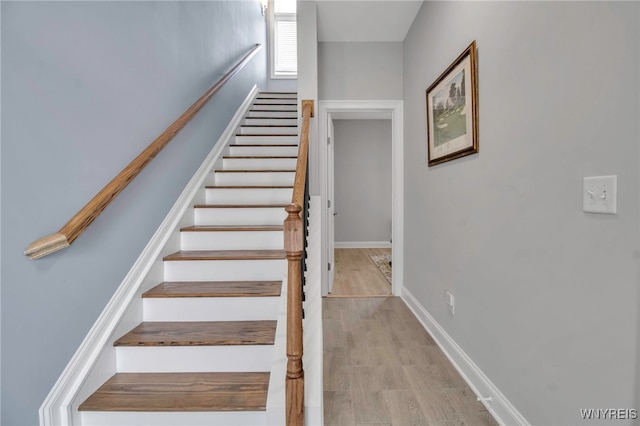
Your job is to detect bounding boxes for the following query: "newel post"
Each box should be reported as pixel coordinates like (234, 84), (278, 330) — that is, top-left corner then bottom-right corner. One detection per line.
(284, 203), (304, 426)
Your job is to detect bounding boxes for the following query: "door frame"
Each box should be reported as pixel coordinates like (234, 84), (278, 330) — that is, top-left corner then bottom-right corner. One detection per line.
(318, 100), (404, 297)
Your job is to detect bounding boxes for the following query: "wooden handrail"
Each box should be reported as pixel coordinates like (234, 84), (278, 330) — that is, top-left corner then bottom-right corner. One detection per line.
(24, 44), (263, 260)
(291, 101), (314, 207)
(284, 99), (313, 426)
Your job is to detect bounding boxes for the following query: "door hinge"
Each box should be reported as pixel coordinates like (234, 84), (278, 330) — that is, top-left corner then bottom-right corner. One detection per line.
(327, 136), (331, 145)
(328, 263), (332, 271)
(328, 199), (331, 208)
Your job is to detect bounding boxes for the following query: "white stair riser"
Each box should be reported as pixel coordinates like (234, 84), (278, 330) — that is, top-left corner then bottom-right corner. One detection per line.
(164, 259), (286, 281)
(195, 207), (287, 226)
(244, 118), (297, 126)
(238, 126), (297, 136)
(222, 158), (297, 170)
(116, 345), (273, 373)
(251, 104), (296, 111)
(252, 98), (297, 105)
(229, 145), (299, 156)
(206, 188), (292, 204)
(212, 172), (295, 186)
(143, 297), (280, 321)
(81, 410), (267, 426)
(235, 135), (299, 145)
(248, 110), (297, 118)
(181, 230), (284, 250)
(258, 92), (297, 99)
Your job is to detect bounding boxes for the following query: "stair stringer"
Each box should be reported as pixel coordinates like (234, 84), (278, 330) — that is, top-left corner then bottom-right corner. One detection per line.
(39, 85), (261, 426)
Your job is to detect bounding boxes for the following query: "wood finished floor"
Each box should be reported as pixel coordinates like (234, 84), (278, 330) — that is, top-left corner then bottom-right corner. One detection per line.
(330, 248), (392, 297)
(323, 297), (497, 425)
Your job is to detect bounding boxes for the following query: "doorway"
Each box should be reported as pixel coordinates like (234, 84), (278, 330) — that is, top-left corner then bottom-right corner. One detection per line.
(318, 100), (404, 297)
(331, 119), (392, 296)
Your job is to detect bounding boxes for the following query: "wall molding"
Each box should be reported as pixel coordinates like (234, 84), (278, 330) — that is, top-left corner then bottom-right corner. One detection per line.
(335, 241), (392, 249)
(401, 288), (530, 426)
(39, 86), (260, 426)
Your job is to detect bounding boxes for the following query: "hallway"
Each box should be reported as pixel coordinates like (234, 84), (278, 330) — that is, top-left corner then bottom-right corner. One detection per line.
(329, 248), (393, 297)
(322, 297), (496, 425)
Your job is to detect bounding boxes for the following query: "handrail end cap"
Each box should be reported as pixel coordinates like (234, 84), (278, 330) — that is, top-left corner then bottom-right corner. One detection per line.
(301, 100), (314, 117)
(24, 233), (70, 260)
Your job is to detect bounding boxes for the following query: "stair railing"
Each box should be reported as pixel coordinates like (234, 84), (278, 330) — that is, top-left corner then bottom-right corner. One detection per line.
(284, 99), (314, 426)
(24, 43), (263, 260)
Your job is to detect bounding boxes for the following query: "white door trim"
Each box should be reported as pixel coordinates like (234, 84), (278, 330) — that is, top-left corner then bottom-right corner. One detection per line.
(318, 100), (404, 297)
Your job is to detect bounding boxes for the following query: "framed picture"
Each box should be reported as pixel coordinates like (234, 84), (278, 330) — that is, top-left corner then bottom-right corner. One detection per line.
(426, 41), (479, 166)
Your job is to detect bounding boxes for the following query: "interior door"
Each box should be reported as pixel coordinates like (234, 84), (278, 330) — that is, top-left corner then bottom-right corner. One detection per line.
(327, 116), (336, 293)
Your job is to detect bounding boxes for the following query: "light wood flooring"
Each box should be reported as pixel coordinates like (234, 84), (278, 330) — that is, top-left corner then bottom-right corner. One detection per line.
(330, 248), (392, 297)
(323, 297), (497, 425)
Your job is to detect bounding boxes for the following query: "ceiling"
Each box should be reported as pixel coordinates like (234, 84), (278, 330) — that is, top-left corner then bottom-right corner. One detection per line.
(315, 0), (423, 42)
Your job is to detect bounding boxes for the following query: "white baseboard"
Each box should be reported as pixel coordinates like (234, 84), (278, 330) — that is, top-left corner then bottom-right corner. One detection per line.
(401, 288), (530, 426)
(39, 86), (261, 426)
(335, 241), (392, 249)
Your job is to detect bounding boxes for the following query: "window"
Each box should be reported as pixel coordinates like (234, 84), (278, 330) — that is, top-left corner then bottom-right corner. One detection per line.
(270, 0), (297, 78)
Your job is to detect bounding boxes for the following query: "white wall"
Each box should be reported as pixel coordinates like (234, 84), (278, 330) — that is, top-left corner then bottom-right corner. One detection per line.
(1, 2), (267, 424)
(403, 2), (639, 424)
(334, 119), (392, 245)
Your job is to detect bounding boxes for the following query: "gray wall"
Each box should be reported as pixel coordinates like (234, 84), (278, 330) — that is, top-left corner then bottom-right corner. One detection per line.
(267, 77), (297, 93)
(1, 2), (266, 424)
(318, 42), (402, 100)
(403, 2), (639, 424)
(334, 119), (392, 244)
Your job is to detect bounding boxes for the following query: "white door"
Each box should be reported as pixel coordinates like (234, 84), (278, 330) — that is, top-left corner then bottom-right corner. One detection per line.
(327, 116), (336, 293)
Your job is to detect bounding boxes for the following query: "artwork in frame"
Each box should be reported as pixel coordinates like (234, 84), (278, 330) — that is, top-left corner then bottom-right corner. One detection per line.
(426, 41), (479, 166)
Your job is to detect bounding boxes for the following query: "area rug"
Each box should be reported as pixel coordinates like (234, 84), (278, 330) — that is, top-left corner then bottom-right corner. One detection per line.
(368, 254), (392, 284)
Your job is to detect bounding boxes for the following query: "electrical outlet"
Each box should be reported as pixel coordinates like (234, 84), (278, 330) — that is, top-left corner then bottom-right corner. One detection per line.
(445, 291), (455, 315)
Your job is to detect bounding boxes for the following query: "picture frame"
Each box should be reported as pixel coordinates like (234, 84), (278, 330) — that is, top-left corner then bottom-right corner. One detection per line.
(426, 41), (479, 166)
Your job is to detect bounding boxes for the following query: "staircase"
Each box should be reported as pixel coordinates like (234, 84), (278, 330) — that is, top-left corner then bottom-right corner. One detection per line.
(78, 92), (299, 425)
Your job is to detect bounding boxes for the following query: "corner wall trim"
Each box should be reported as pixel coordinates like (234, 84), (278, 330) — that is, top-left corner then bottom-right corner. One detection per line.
(401, 288), (530, 426)
(335, 241), (392, 249)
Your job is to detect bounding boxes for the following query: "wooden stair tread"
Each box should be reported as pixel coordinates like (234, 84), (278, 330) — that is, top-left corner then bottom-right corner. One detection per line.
(229, 144), (298, 147)
(205, 185), (293, 189)
(223, 156), (297, 159)
(259, 91), (297, 94)
(78, 372), (269, 412)
(249, 109), (297, 112)
(194, 204), (288, 209)
(114, 321), (277, 346)
(181, 225), (284, 232)
(235, 134), (298, 137)
(143, 281), (282, 298)
(240, 125), (297, 128)
(214, 169), (295, 173)
(164, 249), (285, 261)
(244, 117), (297, 119)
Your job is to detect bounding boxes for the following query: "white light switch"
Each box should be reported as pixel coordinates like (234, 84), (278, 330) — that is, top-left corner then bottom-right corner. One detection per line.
(583, 175), (617, 214)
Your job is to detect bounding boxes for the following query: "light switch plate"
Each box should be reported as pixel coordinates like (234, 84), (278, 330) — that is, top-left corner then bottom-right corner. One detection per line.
(583, 175), (617, 214)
